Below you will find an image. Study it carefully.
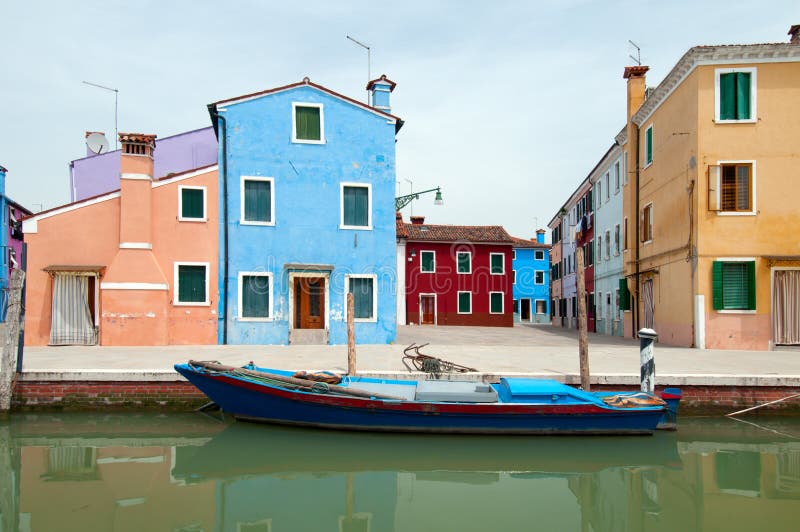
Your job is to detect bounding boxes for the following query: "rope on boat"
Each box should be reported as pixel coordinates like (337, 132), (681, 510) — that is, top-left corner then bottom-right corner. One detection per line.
(401, 343), (477, 379)
(726, 393), (800, 417)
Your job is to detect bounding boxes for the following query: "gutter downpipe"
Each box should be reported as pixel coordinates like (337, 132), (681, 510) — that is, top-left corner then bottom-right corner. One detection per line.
(209, 106), (229, 344)
(634, 123), (640, 338)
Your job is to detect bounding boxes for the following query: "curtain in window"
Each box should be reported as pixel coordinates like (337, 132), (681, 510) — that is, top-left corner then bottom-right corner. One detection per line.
(242, 275), (269, 318)
(179, 265), (206, 303)
(181, 189), (204, 219)
(49, 274), (96, 346)
(773, 270), (800, 345)
(244, 180), (271, 222)
(295, 106), (321, 140)
(343, 186), (369, 226)
(349, 278), (373, 319)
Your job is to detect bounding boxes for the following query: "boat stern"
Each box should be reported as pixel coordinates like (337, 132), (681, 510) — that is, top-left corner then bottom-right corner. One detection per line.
(657, 388), (682, 430)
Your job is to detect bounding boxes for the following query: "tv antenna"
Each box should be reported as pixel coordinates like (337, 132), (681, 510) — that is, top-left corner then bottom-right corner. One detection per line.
(628, 40), (641, 66)
(346, 35), (371, 105)
(82, 81), (119, 149)
(85, 132), (110, 155)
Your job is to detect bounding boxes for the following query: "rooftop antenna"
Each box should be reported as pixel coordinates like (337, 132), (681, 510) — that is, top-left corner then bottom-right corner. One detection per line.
(628, 40), (641, 66)
(82, 81), (119, 149)
(346, 35), (371, 105)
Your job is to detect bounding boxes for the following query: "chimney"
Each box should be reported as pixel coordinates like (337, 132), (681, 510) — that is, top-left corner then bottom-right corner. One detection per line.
(410, 215), (425, 225)
(366, 74), (396, 113)
(623, 66), (649, 121)
(790, 25), (800, 44)
(536, 229), (546, 244)
(118, 133), (156, 245)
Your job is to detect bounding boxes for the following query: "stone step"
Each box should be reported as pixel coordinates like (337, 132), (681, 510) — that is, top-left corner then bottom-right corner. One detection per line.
(289, 329), (329, 345)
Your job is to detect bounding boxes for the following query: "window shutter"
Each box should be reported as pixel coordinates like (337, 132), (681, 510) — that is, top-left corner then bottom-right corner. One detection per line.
(712, 261), (724, 310)
(719, 73), (736, 120)
(707, 165), (721, 211)
(458, 292), (470, 313)
(421, 252), (434, 272)
(645, 127), (653, 164)
(295, 106), (321, 140)
(179, 265), (206, 303)
(343, 186), (369, 227)
(736, 72), (751, 120)
(349, 278), (373, 319)
(244, 180), (271, 222)
(618, 278), (630, 311)
(181, 188), (204, 219)
(746, 261), (756, 310)
(242, 275), (269, 318)
(639, 209), (645, 242)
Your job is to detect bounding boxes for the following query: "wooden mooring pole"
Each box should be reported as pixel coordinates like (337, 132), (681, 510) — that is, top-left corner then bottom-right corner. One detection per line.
(0, 269), (25, 413)
(347, 292), (356, 376)
(575, 246), (590, 391)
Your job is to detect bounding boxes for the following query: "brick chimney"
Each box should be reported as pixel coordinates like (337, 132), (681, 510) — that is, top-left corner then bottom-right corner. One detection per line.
(536, 229), (546, 244)
(366, 74), (396, 113)
(623, 66), (649, 121)
(790, 25), (800, 44)
(410, 215), (425, 225)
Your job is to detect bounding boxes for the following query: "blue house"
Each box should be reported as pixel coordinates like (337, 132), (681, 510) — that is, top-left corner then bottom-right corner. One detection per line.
(208, 76), (402, 345)
(510, 231), (551, 324)
(0, 165), (32, 321)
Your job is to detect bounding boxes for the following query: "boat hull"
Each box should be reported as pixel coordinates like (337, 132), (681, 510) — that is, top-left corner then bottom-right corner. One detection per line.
(177, 365), (666, 435)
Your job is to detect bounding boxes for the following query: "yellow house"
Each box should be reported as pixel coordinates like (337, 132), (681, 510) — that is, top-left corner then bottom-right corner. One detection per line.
(620, 27), (800, 350)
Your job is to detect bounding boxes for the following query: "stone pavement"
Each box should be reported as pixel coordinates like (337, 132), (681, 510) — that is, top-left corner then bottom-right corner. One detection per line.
(19, 324), (800, 386)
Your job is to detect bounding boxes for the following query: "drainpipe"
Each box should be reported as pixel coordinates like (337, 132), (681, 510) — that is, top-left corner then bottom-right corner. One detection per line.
(208, 106), (229, 344)
(634, 123), (640, 337)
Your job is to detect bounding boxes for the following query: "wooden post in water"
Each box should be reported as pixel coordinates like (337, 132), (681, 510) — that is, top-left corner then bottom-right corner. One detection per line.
(575, 246), (590, 391)
(0, 269), (25, 412)
(347, 292), (356, 375)
(638, 328), (657, 394)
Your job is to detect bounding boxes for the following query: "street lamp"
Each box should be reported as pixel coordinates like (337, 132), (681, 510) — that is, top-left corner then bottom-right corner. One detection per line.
(395, 185), (444, 211)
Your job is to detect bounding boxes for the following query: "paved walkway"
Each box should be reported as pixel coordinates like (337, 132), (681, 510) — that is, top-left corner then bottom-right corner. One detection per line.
(19, 324), (800, 385)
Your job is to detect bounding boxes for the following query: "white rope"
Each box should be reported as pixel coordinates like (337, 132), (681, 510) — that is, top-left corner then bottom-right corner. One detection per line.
(726, 393), (800, 417)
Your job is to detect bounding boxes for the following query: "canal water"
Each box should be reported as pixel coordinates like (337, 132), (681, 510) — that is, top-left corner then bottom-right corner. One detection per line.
(0, 414), (798, 531)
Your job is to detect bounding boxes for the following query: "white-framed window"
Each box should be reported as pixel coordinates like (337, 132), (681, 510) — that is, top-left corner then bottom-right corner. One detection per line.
(642, 203), (654, 243)
(240, 176), (275, 226)
(178, 185), (207, 222)
(420, 250), (436, 273)
(457, 291), (472, 314)
(712, 258), (756, 312)
(614, 161), (620, 193)
(715, 67), (757, 124)
(174, 262), (210, 306)
(238, 272), (273, 321)
(489, 291), (504, 314)
(605, 230), (610, 260)
(535, 250), (544, 261)
(456, 251), (472, 274)
(605, 172), (610, 201)
(512, 270), (516, 284)
(292, 102), (325, 144)
(644, 125), (654, 167)
(340, 182), (372, 230)
(490, 253), (505, 275)
(711, 161), (757, 216)
(614, 224), (620, 256)
(597, 237), (602, 262)
(535, 270), (544, 285)
(345, 274), (377, 322)
(596, 181), (602, 209)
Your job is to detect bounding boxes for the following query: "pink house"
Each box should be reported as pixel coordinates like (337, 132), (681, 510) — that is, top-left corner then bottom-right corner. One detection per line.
(22, 133), (219, 346)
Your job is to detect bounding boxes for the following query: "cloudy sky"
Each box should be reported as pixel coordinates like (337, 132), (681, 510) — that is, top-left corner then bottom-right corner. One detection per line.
(2, 1), (797, 238)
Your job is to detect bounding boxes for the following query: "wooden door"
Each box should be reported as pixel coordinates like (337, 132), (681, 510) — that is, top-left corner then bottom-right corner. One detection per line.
(420, 295), (436, 325)
(294, 277), (325, 329)
(520, 299), (531, 321)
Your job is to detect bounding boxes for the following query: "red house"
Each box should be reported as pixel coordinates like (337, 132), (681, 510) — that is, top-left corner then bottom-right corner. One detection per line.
(399, 214), (514, 327)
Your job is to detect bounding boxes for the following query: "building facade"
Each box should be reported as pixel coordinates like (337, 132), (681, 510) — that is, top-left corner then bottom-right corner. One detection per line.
(402, 216), (514, 327)
(0, 165), (32, 321)
(511, 231), (551, 323)
(548, 214), (563, 326)
(209, 76), (401, 345)
(23, 134), (219, 346)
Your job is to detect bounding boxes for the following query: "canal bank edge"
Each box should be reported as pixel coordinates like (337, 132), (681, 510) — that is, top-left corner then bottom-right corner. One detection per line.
(10, 371), (800, 414)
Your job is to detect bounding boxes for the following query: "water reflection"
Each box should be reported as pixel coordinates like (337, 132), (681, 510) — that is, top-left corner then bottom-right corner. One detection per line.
(1, 414), (799, 531)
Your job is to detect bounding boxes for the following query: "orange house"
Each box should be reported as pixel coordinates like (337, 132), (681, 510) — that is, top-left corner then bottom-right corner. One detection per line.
(22, 133), (219, 346)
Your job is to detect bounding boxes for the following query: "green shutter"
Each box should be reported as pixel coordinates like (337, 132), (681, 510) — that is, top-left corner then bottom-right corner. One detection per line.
(746, 260), (756, 310)
(490, 293), (503, 313)
(421, 252), (434, 272)
(491, 254), (504, 274)
(181, 188), (204, 219)
(295, 106), (321, 141)
(619, 278), (630, 311)
(178, 265), (206, 303)
(458, 253), (471, 273)
(736, 72), (751, 120)
(719, 73), (736, 120)
(458, 292), (471, 313)
(244, 180), (271, 222)
(241, 275), (270, 318)
(712, 261), (724, 310)
(343, 186), (369, 227)
(645, 127), (653, 164)
(349, 278), (374, 319)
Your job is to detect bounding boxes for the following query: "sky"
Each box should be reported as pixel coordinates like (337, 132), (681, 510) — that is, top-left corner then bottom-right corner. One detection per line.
(1, 1), (798, 239)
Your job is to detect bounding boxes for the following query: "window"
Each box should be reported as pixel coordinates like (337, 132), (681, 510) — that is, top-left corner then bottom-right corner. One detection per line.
(535, 300), (547, 314)
(597, 238), (602, 262)
(615, 289), (620, 319)
(512, 250), (516, 260)
(179, 186), (206, 221)
(597, 181), (602, 208)
(241, 177), (274, 225)
(535, 271), (544, 285)
(614, 224), (620, 255)
(490, 253), (505, 275)
(721, 163), (753, 213)
(623, 217), (628, 251)
(605, 172), (610, 201)
(489, 292), (504, 314)
(457, 251), (472, 274)
(642, 203), (653, 243)
(420, 251), (436, 273)
(238, 272), (272, 320)
(535, 250), (544, 261)
(292, 102), (324, 143)
(340, 183), (371, 229)
(712, 261), (756, 311)
(174, 263), (209, 305)
(716, 68), (756, 122)
(644, 125), (653, 166)
(457, 291), (472, 314)
(605, 230), (610, 260)
(346, 275), (377, 321)
(512, 270), (516, 284)
(614, 162), (620, 192)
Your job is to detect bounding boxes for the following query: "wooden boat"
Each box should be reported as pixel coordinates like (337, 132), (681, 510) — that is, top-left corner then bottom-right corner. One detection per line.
(175, 361), (681, 435)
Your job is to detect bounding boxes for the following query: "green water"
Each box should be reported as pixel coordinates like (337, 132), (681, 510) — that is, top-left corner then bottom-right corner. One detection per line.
(1, 414), (799, 531)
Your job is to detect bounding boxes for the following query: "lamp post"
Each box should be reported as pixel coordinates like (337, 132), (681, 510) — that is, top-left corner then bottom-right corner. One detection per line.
(395, 186), (444, 212)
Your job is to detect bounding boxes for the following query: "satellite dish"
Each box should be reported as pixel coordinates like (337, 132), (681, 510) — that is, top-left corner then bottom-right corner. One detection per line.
(86, 132), (110, 154)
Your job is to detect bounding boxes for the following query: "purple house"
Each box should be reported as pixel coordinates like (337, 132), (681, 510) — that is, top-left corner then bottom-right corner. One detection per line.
(69, 127), (218, 201)
(0, 164), (32, 320)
